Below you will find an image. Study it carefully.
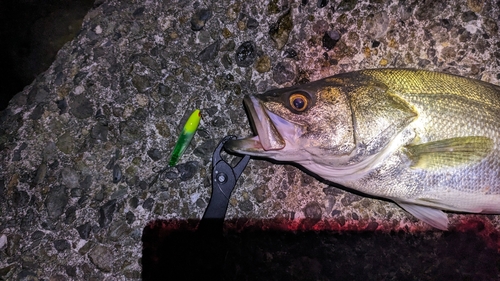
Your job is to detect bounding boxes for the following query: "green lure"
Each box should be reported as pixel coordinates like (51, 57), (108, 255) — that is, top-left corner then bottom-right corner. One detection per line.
(169, 109), (201, 166)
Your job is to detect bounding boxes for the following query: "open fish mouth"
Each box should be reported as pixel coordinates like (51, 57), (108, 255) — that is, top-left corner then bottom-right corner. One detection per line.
(225, 96), (292, 153)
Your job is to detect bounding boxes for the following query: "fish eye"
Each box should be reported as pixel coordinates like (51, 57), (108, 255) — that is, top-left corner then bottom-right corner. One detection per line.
(289, 93), (308, 112)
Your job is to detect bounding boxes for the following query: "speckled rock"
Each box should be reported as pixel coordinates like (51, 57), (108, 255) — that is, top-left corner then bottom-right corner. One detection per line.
(235, 41), (257, 67)
(269, 9), (293, 50)
(273, 60), (297, 84)
(99, 199), (117, 228)
(191, 8), (212, 31)
(44, 185), (68, 219)
(1, 0), (499, 280)
(88, 244), (114, 272)
(198, 40), (220, 63)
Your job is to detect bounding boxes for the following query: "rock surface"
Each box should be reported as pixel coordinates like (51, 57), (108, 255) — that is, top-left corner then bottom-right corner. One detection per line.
(1, 0), (500, 279)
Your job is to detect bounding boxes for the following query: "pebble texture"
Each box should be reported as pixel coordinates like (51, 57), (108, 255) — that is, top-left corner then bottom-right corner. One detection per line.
(1, 0), (500, 279)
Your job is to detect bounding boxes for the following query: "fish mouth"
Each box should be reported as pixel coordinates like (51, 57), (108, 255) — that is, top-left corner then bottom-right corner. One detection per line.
(225, 96), (293, 154)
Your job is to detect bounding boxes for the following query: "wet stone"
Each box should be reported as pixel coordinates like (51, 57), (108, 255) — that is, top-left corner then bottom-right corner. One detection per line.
(80, 175), (93, 190)
(255, 55), (271, 73)
(129, 197), (139, 209)
(132, 75), (150, 93)
(78, 260), (93, 277)
(0, 179), (4, 201)
(276, 190), (286, 199)
(164, 171), (178, 180)
(303, 201), (322, 220)
(66, 266), (77, 277)
(93, 47), (106, 58)
(132, 6), (145, 17)
(61, 168), (80, 189)
(143, 198), (154, 211)
(99, 199), (117, 228)
(252, 185), (268, 203)
(31, 230), (45, 240)
(461, 11), (477, 22)
(95, 189), (105, 202)
(65, 206), (77, 224)
(126, 211), (135, 224)
(147, 148), (162, 161)
(88, 244), (113, 272)
(21, 208), (35, 230)
(221, 40), (236, 52)
(112, 164), (122, 183)
(17, 270), (37, 280)
(225, 73), (234, 81)
(193, 139), (217, 158)
(57, 132), (73, 154)
(30, 103), (45, 120)
(43, 142), (57, 162)
(273, 61), (296, 84)
(418, 59), (431, 68)
(158, 191), (169, 201)
(337, 0), (358, 11)
(34, 163), (47, 184)
(130, 228), (142, 241)
(191, 8), (212, 31)
(158, 84), (171, 97)
(196, 198), (206, 208)
(12, 142), (27, 161)
(176, 161), (199, 181)
(69, 95), (93, 119)
(322, 30), (341, 50)
(91, 123), (108, 141)
(45, 186), (68, 219)
(284, 48), (297, 58)
(13, 190), (30, 207)
(163, 101), (176, 115)
(317, 0), (329, 8)
(235, 41), (257, 67)
(323, 186), (341, 196)
(198, 40), (220, 62)
(119, 120), (145, 145)
(70, 188), (82, 197)
(0, 265), (14, 279)
(138, 180), (148, 190)
(247, 17), (259, 29)
(54, 239), (71, 252)
(77, 222), (92, 239)
(269, 9), (293, 50)
(414, 1), (446, 20)
(239, 199), (253, 212)
(108, 221), (131, 241)
(27, 86), (49, 105)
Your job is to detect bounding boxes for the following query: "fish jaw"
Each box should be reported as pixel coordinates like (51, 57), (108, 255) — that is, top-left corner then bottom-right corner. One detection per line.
(225, 95), (300, 157)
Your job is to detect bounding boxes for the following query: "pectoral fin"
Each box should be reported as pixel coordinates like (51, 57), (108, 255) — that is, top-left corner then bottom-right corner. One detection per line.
(398, 202), (449, 230)
(403, 136), (493, 170)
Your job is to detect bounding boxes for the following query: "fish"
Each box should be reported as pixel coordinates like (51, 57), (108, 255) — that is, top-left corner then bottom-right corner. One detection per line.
(225, 68), (500, 230)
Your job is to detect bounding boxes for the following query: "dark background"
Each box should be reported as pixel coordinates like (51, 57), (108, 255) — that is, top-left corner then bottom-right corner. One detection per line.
(0, 0), (94, 111)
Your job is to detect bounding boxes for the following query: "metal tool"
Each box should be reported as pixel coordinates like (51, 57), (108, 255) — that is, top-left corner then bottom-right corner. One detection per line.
(199, 135), (250, 230)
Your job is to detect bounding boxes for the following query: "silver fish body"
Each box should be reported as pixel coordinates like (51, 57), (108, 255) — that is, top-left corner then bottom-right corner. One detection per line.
(225, 68), (500, 230)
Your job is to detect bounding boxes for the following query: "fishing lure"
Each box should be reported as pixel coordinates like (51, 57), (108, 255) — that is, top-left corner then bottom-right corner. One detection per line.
(169, 109), (201, 166)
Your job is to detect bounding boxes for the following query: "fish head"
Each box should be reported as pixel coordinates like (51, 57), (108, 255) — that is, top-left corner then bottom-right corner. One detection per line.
(225, 78), (357, 167)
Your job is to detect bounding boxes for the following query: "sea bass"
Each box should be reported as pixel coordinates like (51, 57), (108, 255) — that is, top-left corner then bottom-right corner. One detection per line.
(225, 68), (500, 230)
